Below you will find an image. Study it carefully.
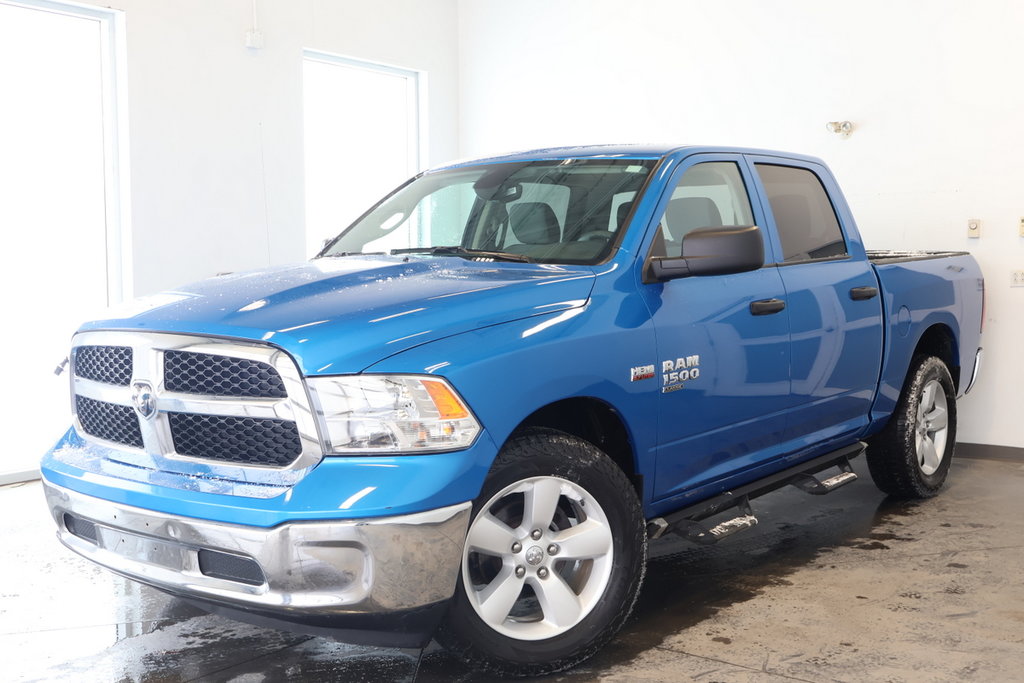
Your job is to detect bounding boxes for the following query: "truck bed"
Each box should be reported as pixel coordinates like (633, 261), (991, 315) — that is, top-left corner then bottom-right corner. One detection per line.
(866, 250), (969, 265)
(868, 249), (983, 424)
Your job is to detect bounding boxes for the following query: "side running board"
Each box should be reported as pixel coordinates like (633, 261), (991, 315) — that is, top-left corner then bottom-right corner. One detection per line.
(789, 459), (858, 495)
(678, 496), (758, 545)
(647, 442), (865, 544)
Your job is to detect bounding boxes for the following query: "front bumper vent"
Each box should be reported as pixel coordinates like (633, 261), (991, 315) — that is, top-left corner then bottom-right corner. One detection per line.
(64, 513), (99, 544)
(197, 549), (266, 586)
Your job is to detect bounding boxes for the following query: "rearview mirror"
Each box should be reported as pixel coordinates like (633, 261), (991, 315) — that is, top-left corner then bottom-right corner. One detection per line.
(645, 225), (764, 282)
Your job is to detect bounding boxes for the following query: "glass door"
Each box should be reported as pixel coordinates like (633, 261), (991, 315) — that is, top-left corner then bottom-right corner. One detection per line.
(0, 1), (127, 482)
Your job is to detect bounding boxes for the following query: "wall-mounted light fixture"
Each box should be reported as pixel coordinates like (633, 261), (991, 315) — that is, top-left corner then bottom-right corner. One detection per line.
(826, 121), (854, 138)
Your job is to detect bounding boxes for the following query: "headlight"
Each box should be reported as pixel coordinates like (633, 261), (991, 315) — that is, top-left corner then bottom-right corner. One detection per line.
(306, 375), (481, 454)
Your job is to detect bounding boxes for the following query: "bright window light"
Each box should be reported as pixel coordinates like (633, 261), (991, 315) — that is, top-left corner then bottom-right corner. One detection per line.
(302, 51), (423, 257)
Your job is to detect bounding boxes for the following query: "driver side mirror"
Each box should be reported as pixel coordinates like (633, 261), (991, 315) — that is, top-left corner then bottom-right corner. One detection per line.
(645, 225), (764, 283)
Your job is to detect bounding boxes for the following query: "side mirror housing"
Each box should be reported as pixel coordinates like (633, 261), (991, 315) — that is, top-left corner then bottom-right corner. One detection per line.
(645, 225), (764, 283)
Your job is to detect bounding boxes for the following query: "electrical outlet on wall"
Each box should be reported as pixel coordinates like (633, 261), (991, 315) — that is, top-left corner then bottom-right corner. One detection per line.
(1013, 270), (1024, 287)
(967, 219), (981, 238)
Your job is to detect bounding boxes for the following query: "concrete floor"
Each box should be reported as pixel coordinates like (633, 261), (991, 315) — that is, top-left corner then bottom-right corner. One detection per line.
(3, 454), (1023, 682)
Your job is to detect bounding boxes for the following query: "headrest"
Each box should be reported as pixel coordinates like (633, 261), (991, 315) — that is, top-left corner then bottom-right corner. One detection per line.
(616, 201), (634, 228)
(509, 202), (560, 244)
(665, 197), (722, 241)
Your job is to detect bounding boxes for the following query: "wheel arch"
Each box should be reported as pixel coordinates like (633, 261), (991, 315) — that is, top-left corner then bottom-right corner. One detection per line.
(913, 323), (960, 390)
(511, 397), (642, 500)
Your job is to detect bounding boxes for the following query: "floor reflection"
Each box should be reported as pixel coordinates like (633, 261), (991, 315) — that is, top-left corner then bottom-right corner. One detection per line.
(5, 455), (1024, 682)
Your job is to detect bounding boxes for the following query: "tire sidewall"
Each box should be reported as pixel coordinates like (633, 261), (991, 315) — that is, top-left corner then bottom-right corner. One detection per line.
(442, 430), (646, 671)
(900, 356), (957, 492)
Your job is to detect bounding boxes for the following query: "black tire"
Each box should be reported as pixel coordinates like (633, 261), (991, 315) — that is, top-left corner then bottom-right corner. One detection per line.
(436, 428), (646, 678)
(866, 355), (957, 498)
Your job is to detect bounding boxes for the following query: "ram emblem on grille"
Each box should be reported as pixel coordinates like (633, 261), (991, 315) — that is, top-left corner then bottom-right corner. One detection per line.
(131, 381), (157, 420)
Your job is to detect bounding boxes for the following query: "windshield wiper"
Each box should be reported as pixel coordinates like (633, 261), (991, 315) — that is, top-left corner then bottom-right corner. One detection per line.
(318, 251), (386, 258)
(390, 246), (532, 263)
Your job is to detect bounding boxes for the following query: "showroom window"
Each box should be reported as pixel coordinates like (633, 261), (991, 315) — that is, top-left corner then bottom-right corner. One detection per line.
(0, 0), (129, 482)
(302, 50), (424, 256)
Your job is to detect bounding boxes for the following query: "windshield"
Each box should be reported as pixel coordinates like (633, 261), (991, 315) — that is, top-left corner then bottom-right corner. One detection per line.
(318, 158), (657, 264)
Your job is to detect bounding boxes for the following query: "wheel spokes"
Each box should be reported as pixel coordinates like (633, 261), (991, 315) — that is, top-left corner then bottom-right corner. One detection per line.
(476, 566), (524, 625)
(532, 573), (583, 628)
(919, 434), (941, 472)
(925, 404), (947, 432)
(552, 518), (612, 560)
(461, 474), (618, 640)
(523, 478), (562, 531)
(920, 382), (936, 413)
(467, 512), (518, 557)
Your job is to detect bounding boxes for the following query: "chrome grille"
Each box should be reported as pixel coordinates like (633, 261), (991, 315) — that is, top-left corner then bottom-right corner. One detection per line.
(164, 350), (287, 398)
(75, 395), (144, 449)
(168, 412), (301, 466)
(74, 345), (133, 386)
(70, 332), (322, 480)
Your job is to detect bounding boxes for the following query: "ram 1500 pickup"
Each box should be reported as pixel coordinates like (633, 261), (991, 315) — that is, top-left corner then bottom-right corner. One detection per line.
(41, 145), (984, 676)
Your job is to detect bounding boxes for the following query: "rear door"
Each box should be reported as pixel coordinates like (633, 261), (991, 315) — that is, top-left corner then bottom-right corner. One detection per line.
(746, 158), (884, 448)
(638, 155), (793, 501)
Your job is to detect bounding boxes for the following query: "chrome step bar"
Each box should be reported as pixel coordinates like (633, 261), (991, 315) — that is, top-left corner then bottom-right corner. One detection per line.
(790, 460), (858, 495)
(679, 496), (758, 545)
(646, 442), (866, 543)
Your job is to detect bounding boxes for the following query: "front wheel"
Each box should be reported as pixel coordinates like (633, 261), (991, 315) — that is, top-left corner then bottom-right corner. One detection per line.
(437, 428), (646, 677)
(866, 355), (957, 498)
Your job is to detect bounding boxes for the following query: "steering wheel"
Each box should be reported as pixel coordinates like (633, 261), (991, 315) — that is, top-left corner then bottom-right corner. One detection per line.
(576, 230), (612, 242)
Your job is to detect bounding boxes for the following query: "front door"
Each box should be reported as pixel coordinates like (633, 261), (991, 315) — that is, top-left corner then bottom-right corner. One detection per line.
(638, 156), (792, 501)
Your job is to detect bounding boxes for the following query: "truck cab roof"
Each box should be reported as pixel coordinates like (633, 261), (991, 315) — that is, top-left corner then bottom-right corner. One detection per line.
(434, 144), (828, 170)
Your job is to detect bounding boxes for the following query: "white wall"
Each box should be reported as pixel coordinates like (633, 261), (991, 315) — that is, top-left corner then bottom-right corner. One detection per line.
(458, 0), (1022, 448)
(64, 0), (1018, 448)
(78, 0), (459, 295)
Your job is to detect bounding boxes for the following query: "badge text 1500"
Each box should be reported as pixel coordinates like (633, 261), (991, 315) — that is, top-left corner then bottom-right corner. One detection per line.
(662, 355), (700, 390)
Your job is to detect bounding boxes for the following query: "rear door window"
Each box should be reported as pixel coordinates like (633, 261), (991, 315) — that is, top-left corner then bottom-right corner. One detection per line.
(754, 164), (847, 262)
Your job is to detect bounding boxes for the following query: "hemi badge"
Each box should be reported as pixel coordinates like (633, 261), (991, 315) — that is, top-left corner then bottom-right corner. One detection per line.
(630, 364), (655, 382)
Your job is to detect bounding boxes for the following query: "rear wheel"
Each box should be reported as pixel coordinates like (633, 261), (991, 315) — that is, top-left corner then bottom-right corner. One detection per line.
(866, 355), (957, 498)
(437, 428), (646, 677)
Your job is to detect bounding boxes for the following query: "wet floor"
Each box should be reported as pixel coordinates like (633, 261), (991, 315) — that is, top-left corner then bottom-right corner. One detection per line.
(3, 453), (1023, 682)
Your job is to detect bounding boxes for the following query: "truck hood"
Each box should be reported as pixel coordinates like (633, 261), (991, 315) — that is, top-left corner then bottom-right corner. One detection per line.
(81, 256), (596, 374)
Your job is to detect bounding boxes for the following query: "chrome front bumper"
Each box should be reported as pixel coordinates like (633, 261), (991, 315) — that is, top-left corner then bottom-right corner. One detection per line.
(42, 479), (470, 639)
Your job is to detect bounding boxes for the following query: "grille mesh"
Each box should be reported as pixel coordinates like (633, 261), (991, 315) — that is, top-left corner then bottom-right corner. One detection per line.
(74, 346), (133, 386)
(168, 412), (301, 466)
(76, 395), (144, 449)
(164, 350), (287, 398)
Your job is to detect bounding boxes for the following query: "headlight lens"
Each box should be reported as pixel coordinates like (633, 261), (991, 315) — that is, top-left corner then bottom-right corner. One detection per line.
(307, 375), (481, 454)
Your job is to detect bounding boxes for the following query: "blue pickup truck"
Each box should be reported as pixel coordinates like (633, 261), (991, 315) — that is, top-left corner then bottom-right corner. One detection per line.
(41, 145), (983, 676)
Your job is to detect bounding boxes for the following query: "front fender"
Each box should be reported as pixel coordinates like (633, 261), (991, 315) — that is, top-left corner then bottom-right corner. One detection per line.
(363, 302), (660, 506)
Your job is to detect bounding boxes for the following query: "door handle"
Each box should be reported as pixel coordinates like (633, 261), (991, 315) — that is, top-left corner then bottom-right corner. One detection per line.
(849, 286), (878, 301)
(750, 298), (786, 315)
